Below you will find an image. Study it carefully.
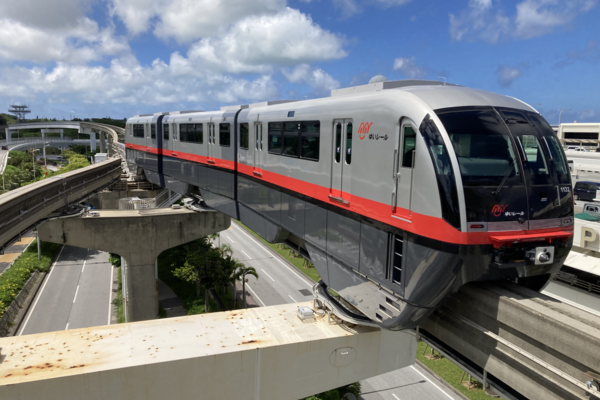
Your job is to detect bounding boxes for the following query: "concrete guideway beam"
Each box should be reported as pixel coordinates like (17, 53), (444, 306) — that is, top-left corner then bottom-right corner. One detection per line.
(38, 208), (231, 322)
(421, 281), (600, 400)
(0, 158), (122, 249)
(0, 302), (416, 400)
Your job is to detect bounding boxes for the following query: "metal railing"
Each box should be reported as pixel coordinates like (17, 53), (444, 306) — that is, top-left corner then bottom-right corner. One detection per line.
(0, 137), (75, 146)
(555, 271), (600, 296)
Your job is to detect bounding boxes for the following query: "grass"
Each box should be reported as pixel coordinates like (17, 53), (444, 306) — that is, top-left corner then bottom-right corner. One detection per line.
(234, 221), (321, 283)
(0, 239), (61, 318)
(417, 342), (490, 400)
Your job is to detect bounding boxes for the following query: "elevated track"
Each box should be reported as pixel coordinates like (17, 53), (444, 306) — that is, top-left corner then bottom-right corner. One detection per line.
(0, 158), (122, 251)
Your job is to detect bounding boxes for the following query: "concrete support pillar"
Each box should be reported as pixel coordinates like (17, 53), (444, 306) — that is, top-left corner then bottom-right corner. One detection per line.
(41, 129), (45, 140)
(107, 134), (113, 157)
(4, 128), (9, 144)
(100, 132), (106, 153)
(60, 129), (63, 140)
(38, 208), (230, 322)
(90, 131), (97, 151)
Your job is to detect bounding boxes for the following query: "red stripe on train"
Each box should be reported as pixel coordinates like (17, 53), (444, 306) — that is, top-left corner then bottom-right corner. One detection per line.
(127, 143), (573, 246)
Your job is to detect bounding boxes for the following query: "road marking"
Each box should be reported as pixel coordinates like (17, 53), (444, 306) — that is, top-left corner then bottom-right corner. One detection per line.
(410, 365), (454, 400)
(18, 245), (65, 335)
(108, 264), (114, 325)
(232, 223), (313, 289)
(245, 283), (265, 307)
(288, 294), (297, 302)
(226, 235), (234, 243)
(65, 323), (69, 330)
(81, 260), (87, 272)
(261, 269), (275, 282)
(392, 394), (401, 400)
(241, 249), (251, 259)
(73, 285), (79, 303)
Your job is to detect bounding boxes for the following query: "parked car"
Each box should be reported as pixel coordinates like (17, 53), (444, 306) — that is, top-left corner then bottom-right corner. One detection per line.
(574, 181), (600, 201)
(1, 145), (7, 150)
(583, 203), (600, 218)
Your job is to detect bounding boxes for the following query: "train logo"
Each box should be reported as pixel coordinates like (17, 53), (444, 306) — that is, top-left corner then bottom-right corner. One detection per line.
(358, 122), (373, 140)
(492, 204), (508, 217)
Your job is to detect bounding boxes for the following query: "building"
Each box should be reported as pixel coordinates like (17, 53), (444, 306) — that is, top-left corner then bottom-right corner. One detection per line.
(557, 122), (600, 149)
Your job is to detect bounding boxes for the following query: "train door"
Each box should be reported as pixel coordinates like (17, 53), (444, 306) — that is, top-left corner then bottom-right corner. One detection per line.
(330, 119), (353, 204)
(253, 120), (263, 176)
(392, 121), (417, 218)
(162, 116), (171, 153)
(207, 121), (215, 164)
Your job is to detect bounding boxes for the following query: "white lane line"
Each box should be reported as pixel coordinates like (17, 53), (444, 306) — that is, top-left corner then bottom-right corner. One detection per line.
(65, 323), (69, 330)
(81, 260), (87, 273)
(232, 223), (313, 289)
(288, 294), (297, 302)
(18, 245), (65, 335)
(261, 269), (275, 282)
(392, 394), (401, 400)
(245, 283), (265, 307)
(410, 365), (455, 400)
(241, 249), (251, 259)
(226, 235), (234, 243)
(108, 265), (114, 325)
(72, 285), (79, 303)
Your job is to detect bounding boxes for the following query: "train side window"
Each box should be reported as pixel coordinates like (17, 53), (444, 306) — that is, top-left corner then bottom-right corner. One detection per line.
(151, 124), (156, 139)
(219, 123), (230, 146)
(283, 122), (300, 157)
(133, 124), (144, 138)
(195, 124), (203, 144)
(163, 124), (169, 140)
(402, 126), (416, 168)
(180, 124), (188, 142)
(300, 121), (319, 161)
(240, 123), (249, 149)
(268, 122), (283, 154)
(345, 122), (353, 164)
(334, 123), (342, 163)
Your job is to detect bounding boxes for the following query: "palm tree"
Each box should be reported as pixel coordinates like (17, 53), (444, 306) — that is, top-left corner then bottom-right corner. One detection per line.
(217, 243), (233, 258)
(234, 264), (259, 309)
(229, 260), (245, 308)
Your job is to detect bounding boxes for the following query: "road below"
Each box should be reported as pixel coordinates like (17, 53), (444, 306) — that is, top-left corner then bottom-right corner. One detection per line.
(18, 245), (114, 335)
(220, 222), (461, 400)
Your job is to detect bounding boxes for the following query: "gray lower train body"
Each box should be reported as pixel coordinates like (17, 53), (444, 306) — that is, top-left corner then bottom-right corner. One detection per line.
(126, 83), (574, 330)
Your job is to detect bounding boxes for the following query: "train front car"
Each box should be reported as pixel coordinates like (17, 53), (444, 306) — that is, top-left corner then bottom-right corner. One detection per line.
(315, 85), (574, 331)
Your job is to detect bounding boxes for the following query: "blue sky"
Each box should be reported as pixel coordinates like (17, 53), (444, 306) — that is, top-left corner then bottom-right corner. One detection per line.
(0, 0), (598, 124)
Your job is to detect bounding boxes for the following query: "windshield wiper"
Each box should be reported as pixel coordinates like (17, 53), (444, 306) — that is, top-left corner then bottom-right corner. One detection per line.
(492, 163), (514, 195)
(505, 117), (529, 124)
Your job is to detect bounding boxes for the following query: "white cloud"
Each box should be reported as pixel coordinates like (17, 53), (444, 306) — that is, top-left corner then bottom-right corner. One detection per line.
(393, 57), (427, 79)
(282, 64), (340, 93)
(496, 64), (524, 87)
(154, 0), (285, 43)
(176, 8), (346, 74)
(333, 0), (362, 17)
(109, 0), (163, 36)
(0, 56), (280, 107)
(370, 0), (412, 6)
(450, 0), (597, 43)
(515, 0), (598, 39)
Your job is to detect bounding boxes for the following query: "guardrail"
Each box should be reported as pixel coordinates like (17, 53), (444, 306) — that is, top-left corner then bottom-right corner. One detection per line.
(555, 270), (600, 296)
(0, 137), (75, 146)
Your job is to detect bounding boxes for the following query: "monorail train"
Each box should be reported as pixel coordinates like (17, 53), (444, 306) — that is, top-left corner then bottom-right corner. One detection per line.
(125, 79), (574, 330)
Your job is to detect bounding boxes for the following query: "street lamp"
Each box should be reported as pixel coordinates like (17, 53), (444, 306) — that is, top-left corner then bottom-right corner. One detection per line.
(559, 108), (571, 125)
(43, 142), (49, 177)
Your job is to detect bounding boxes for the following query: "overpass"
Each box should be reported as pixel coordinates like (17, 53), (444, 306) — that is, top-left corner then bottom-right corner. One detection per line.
(3, 121), (125, 154)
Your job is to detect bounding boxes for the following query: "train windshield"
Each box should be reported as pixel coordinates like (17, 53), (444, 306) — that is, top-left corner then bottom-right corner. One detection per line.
(437, 108), (522, 187)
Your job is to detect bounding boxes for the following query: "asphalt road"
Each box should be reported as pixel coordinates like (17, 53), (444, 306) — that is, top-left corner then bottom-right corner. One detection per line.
(18, 245), (114, 335)
(220, 222), (461, 400)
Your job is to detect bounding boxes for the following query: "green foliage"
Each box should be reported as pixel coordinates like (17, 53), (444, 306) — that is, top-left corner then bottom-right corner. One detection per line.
(302, 382), (362, 400)
(0, 240), (61, 318)
(108, 253), (121, 268)
(116, 266), (125, 323)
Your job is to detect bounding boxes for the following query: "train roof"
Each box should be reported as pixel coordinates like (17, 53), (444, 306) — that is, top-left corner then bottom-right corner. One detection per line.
(331, 80), (536, 113)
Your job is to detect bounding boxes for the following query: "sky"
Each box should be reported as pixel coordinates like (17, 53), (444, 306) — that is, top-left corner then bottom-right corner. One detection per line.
(0, 0), (598, 124)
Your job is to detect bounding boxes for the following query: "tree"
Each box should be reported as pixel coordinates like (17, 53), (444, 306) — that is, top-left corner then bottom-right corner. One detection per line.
(172, 238), (237, 313)
(234, 264), (258, 309)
